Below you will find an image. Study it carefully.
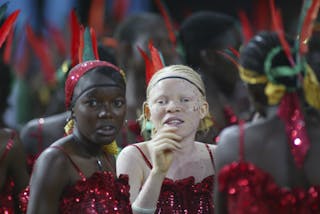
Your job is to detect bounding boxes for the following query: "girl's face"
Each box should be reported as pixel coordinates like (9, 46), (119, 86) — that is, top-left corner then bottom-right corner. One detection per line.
(73, 71), (126, 146)
(147, 78), (207, 138)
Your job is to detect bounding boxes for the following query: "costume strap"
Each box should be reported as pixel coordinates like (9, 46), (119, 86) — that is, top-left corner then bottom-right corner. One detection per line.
(50, 145), (86, 180)
(238, 120), (245, 162)
(0, 130), (15, 163)
(133, 145), (152, 169)
(29, 118), (44, 152)
(205, 143), (215, 171)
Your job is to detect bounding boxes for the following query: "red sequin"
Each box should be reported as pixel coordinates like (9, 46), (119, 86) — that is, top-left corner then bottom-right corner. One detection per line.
(0, 133), (17, 214)
(223, 105), (239, 125)
(19, 172), (132, 213)
(156, 175), (214, 213)
(0, 179), (15, 214)
(277, 93), (310, 168)
(219, 162), (320, 213)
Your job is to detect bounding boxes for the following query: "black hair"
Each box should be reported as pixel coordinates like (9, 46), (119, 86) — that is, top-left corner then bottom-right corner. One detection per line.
(98, 43), (117, 65)
(96, 66), (126, 89)
(239, 31), (298, 88)
(179, 11), (241, 69)
(71, 65), (126, 107)
(113, 12), (165, 44)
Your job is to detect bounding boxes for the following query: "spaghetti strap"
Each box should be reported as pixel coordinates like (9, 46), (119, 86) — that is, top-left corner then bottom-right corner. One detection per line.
(0, 131), (16, 163)
(30, 118), (44, 152)
(102, 152), (116, 175)
(205, 143), (215, 171)
(50, 146), (86, 180)
(239, 120), (245, 161)
(132, 145), (152, 169)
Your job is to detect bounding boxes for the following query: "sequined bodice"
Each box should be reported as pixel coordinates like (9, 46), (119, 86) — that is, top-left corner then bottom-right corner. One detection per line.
(19, 145), (132, 213)
(219, 161), (320, 214)
(133, 144), (215, 213)
(157, 175), (214, 214)
(60, 172), (132, 213)
(20, 172), (132, 213)
(0, 179), (15, 214)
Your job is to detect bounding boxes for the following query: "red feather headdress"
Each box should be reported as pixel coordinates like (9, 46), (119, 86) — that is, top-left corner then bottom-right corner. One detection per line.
(138, 40), (165, 85)
(154, 0), (177, 47)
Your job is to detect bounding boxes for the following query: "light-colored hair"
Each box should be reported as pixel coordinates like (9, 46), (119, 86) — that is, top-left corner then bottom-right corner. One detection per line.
(140, 64), (212, 135)
(147, 65), (206, 98)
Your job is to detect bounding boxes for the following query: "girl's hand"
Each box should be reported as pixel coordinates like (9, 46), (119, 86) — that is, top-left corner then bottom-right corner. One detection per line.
(147, 126), (182, 174)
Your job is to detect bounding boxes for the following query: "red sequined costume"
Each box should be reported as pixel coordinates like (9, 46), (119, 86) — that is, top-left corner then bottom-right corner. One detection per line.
(134, 144), (215, 213)
(0, 132), (16, 214)
(26, 118), (45, 173)
(218, 122), (320, 214)
(20, 146), (132, 213)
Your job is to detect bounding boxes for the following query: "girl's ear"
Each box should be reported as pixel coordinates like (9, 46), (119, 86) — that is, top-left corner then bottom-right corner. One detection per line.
(199, 101), (209, 119)
(143, 102), (151, 120)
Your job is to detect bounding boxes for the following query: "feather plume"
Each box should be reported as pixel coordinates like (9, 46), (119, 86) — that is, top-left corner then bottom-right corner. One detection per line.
(26, 24), (56, 84)
(90, 28), (99, 60)
(3, 27), (13, 64)
(298, 0), (320, 55)
(270, 0), (295, 66)
(237, 10), (254, 44)
(113, 0), (129, 22)
(88, 0), (105, 38)
(138, 40), (164, 85)
(0, 9), (19, 48)
(138, 46), (154, 85)
(216, 48), (239, 68)
(154, 0), (176, 47)
(81, 27), (96, 62)
(78, 26), (85, 63)
(252, 0), (272, 31)
(70, 10), (81, 66)
(47, 22), (67, 57)
(149, 40), (164, 71)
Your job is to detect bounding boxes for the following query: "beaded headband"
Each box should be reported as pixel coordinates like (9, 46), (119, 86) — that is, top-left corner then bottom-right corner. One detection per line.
(64, 60), (121, 109)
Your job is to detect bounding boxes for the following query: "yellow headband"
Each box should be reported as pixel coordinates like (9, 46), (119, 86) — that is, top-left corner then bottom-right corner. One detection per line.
(238, 66), (268, 84)
(303, 65), (320, 109)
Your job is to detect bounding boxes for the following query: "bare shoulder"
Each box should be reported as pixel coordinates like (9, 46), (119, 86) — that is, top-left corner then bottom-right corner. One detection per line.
(20, 118), (40, 139)
(0, 128), (20, 149)
(33, 138), (72, 176)
(194, 141), (216, 153)
(116, 142), (150, 180)
(19, 118), (41, 151)
(118, 141), (149, 158)
(215, 125), (241, 170)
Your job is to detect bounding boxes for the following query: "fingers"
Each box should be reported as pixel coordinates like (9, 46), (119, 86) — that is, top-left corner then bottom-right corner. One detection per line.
(152, 126), (182, 142)
(153, 138), (182, 152)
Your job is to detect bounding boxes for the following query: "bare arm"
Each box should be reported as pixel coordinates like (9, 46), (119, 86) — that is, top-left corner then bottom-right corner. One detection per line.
(7, 132), (29, 213)
(117, 126), (182, 214)
(27, 147), (70, 214)
(214, 126), (240, 214)
(19, 119), (39, 155)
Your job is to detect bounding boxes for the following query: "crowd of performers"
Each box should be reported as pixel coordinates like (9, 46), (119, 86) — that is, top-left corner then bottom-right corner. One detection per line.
(1, 0), (320, 213)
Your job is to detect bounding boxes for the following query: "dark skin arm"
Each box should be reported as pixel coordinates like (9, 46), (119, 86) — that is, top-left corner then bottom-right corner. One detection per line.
(27, 146), (71, 214)
(7, 134), (29, 214)
(214, 126), (240, 214)
(19, 119), (39, 155)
